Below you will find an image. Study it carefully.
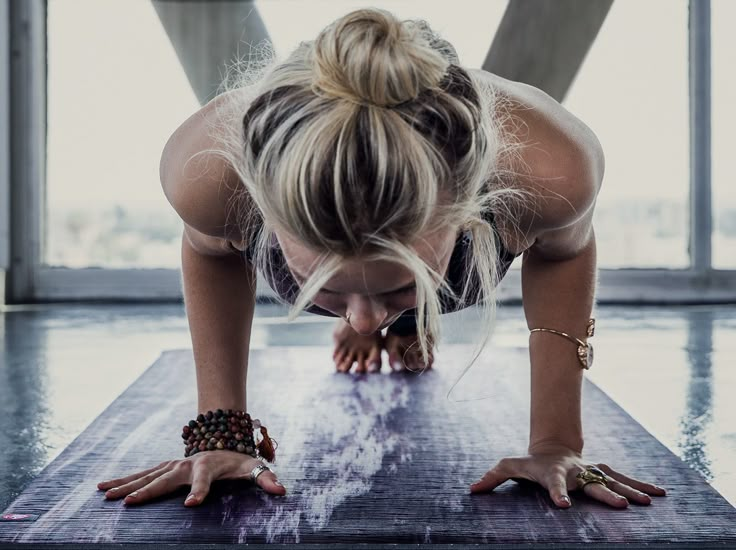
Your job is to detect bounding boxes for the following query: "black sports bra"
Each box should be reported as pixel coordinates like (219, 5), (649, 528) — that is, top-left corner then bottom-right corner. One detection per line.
(243, 210), (521, 326)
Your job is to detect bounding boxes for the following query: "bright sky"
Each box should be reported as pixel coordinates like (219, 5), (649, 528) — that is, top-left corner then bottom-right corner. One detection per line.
(46, 0), (734, 212)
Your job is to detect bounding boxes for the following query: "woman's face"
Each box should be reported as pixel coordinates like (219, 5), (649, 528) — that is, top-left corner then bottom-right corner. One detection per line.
(275, 225), (459, 335)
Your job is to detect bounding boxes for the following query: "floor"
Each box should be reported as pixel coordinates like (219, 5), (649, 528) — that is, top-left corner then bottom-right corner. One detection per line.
(0, 301), (734, 515)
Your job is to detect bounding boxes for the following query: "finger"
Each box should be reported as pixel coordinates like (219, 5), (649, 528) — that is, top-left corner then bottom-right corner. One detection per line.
(183, 461), (217, 507)
(470, 459), (517, 493)
(366, 350), (381, 373)
(387, 350), (403, 372)
(333, 345), (345, 362)
(404, 354), (416, 372)
(470, 469), (510, 493)
(603, 477), (652, 505)
(410, 351), (431, 372)
(254, 469), (287, 496)
(124, 467), (184, 506)
(547, 475), (572, 508)
(411, 352), (425, 372)
(334, 347), (348, 369)
(104, 463), (172, 499)
(596, 463), (667, 496)
(354, 352), (366, 374)
(583, 481), (629, 508)
(98, 461), (170, 490)
(337, 353), (354, 373)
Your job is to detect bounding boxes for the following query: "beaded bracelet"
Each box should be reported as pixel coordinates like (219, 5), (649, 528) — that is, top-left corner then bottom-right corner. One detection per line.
(181, 409), (277, 462)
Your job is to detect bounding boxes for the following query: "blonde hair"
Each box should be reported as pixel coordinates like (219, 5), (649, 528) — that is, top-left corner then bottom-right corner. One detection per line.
(199, 8), (536, 400)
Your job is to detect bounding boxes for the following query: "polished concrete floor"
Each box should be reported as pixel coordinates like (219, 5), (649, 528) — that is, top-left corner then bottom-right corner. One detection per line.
(0, 302), (734, 514)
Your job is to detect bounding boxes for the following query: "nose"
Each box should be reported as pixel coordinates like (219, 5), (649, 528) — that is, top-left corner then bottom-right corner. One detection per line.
(347, 297), (388, 335)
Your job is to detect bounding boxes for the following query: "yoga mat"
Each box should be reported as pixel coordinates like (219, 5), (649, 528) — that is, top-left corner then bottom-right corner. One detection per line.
(1, 345), (734, 548)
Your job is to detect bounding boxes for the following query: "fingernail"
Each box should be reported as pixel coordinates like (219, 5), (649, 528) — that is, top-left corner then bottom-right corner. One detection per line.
(392, 361), (402, 370)
(186, 494), (197, 502)
(108, 487), (119, 493)
(561, 496), (571, 505)
(128, 491), (139, 498)
(273, 480), (283, 487)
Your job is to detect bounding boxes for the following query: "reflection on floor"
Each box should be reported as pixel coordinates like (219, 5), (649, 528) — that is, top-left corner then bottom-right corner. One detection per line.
(0, 302), (734, 512)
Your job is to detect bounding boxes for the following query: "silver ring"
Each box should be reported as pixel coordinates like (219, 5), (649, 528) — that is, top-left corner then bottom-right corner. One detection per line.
(250, 464), (271, 482)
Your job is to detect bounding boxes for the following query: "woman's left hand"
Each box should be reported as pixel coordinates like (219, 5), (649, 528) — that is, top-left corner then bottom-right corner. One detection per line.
(469, 442), (667, 508)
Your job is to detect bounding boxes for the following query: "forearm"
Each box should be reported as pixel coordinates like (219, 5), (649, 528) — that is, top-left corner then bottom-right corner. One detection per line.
(181, 234), (257, 414)
(521, 231), (597, 454)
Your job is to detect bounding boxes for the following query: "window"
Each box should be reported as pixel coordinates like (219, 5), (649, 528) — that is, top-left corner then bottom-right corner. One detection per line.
(45, 0), (508, 270)
(46, 0), (198, 268)
(563, 0), (690, 268)
(8, 0), (731, 304)
(711, 0), (736, 269)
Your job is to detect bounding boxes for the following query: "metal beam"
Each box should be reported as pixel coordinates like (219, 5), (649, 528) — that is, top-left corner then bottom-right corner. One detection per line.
(151, 0), (270, 105)
(0, 0), (10, 304)
(6, 0), (46, 304)
(482, 0), (614, 102)
(688, 0), (712, 271)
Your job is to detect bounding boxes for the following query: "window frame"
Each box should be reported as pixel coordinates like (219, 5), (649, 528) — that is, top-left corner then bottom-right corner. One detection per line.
(3, 0), (731, 305)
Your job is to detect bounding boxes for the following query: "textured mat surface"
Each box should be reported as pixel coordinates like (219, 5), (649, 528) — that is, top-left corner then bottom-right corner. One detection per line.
(1, 345), (735, 546)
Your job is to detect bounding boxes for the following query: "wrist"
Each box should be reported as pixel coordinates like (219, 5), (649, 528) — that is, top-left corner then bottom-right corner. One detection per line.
(182, 408), (277, 463)
(528, 436), (584, 455)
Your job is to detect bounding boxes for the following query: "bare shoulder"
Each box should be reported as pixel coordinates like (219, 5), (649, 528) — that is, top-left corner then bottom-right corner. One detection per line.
(467, 68), (605, 254)
(160, 87), (258, 256)
(469, 68), (602, 154)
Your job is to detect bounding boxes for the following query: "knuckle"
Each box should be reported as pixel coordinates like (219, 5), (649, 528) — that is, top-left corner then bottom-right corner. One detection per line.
(194, 455), (214, 468)
(549, 477), (567, 489)
(551, 464), (567, 476)
(141, 472), (159, 484)
(497, 457), (511, 470)
(172, 460), (192, 473)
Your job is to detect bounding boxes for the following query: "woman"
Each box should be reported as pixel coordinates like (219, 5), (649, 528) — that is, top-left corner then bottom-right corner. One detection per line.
(97, 8), (666, 511)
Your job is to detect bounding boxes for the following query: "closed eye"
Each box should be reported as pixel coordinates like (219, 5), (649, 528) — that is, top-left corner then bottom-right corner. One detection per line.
(290, 270), (416, 296)
(320, 284), (416, 297)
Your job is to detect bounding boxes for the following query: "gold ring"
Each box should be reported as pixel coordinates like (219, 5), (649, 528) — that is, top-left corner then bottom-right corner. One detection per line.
(575, 466), (609, 490)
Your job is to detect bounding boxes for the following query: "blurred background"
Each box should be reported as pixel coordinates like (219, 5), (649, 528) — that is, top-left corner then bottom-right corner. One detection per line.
(41, 0), (735, 272)
(0, 0), (734, 517)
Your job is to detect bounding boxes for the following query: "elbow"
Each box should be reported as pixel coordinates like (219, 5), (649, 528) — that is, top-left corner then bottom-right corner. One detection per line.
(586, 132), (605, 190)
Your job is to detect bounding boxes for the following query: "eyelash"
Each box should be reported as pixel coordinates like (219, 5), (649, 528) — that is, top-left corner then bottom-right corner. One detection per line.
(293, 273), (416, 297)
(319, 285), (416, 297)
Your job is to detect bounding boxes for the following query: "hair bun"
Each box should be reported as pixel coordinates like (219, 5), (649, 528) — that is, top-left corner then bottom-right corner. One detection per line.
(311, 8), (450, 108)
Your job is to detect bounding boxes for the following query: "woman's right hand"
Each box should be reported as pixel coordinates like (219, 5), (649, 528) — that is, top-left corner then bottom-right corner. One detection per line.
(96, 450), (286, 507)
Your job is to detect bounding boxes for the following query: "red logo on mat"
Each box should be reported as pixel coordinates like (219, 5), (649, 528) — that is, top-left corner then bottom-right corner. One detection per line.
(2, 514), (31, 520)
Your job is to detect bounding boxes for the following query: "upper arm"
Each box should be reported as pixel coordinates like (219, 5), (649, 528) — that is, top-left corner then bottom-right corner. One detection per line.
(160, 92), (252, 257)
(524, 127), (604, 260)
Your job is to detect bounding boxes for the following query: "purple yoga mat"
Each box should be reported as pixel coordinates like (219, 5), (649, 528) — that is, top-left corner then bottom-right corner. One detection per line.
(1, 345), (734, 546)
